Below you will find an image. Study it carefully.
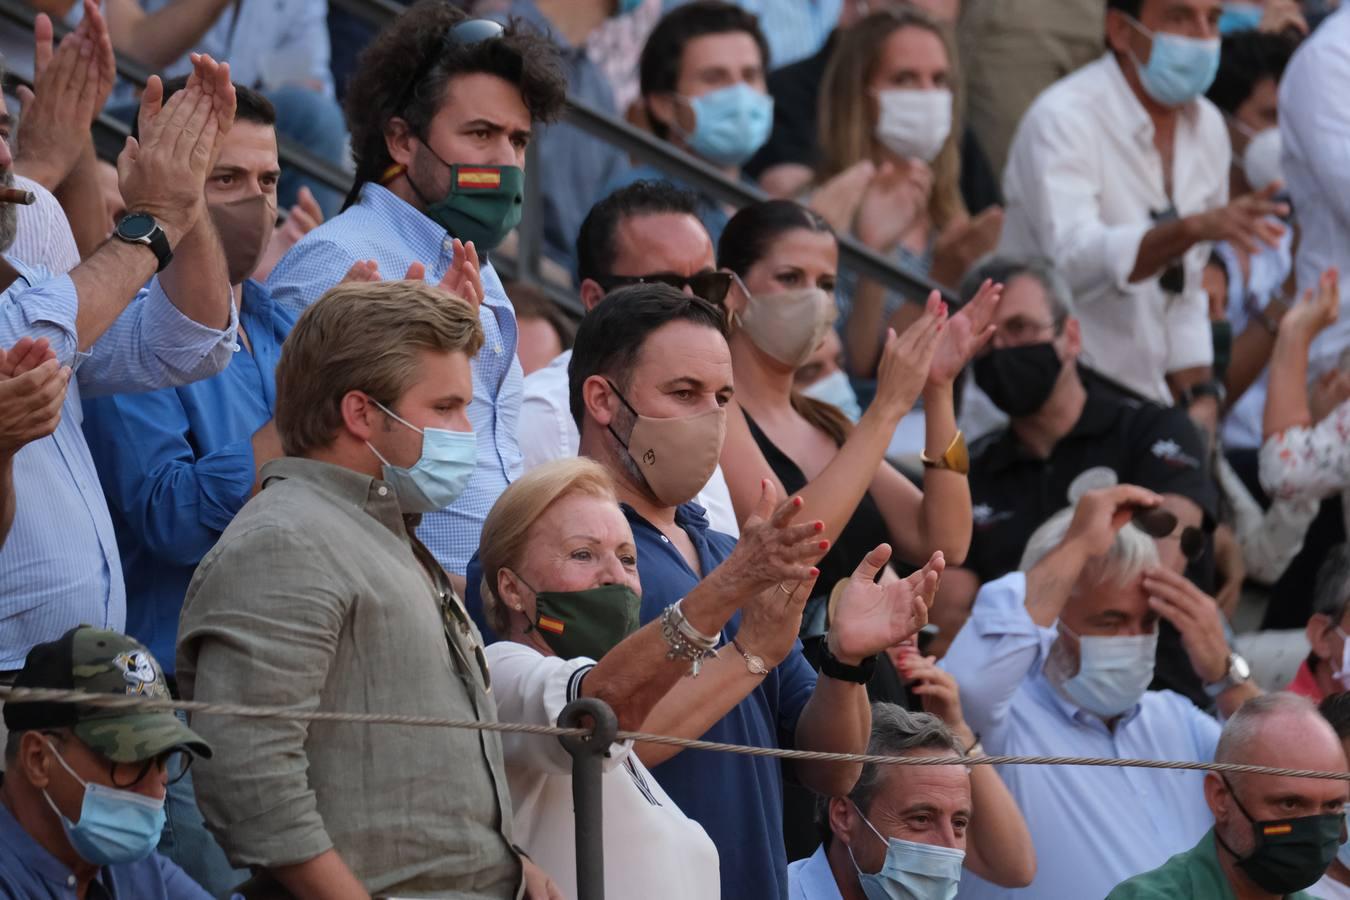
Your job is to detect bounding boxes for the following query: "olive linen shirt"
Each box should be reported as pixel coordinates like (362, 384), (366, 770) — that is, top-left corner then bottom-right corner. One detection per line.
(177, 457), (521, 898)
(1106, 830), (1317, 900)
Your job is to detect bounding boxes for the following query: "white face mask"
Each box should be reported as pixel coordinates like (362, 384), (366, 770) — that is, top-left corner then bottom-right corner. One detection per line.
(1241, 126), (1283, 193)
(1331, 628), (1350, 693)
(801, 370), (862, 422)
(1048, 623), (1158, 719)
(875, 88), (953, 163)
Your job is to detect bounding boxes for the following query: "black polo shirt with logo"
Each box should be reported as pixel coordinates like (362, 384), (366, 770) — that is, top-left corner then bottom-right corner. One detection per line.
(966, 384), (1216, 583)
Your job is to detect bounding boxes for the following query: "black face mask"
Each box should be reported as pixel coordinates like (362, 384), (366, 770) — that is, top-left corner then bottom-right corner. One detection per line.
(1214, 775), (1345, 895)
(972, 342), (1064, 418)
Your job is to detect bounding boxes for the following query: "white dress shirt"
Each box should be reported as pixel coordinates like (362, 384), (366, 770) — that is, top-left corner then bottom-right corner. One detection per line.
(519, 349), (741, 537)
(1279, 6), (1350, 375)
(1000, 53), (1229, 404)
(486, 642), (720, 900)
(10, 176), (80, 276)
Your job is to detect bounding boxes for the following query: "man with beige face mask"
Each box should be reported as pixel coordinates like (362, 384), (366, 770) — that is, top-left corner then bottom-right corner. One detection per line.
(78, 80), (297, 897)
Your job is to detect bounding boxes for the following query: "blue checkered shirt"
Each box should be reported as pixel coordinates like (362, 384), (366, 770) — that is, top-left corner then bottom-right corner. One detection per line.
(0, 260), (238, 668)
(266, 183), (524, 575)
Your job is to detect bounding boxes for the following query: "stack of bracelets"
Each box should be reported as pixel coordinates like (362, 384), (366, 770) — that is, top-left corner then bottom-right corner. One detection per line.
(660, 599), (720, 675)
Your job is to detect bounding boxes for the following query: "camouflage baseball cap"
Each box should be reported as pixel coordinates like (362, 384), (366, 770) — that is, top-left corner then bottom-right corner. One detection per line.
(3, 626), (211, 763)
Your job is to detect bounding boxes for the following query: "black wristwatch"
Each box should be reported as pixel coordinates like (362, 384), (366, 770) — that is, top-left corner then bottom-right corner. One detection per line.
(819, 641), (876, 684)
(1178, 379), (1226, 409)
(114, 212), (173, 272)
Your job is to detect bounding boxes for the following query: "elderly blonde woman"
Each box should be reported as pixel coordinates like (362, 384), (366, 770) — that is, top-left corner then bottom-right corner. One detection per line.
(480, 457), (833, 900)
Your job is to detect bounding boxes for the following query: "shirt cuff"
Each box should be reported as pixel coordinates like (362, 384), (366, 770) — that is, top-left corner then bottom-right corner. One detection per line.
(140, 277), (241, 371)
(195, 437), (259, 534)
(1164, 288), (1214, 372)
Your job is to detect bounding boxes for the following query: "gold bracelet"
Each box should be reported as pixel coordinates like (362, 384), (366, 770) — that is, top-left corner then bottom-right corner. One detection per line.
(920, 429), (969, 475)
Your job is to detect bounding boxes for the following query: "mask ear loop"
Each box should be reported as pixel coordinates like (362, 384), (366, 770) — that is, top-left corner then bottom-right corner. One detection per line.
(602, 379), (640, 452)
(1212, 774), (1262, 862)
(503, 568), (540, 634)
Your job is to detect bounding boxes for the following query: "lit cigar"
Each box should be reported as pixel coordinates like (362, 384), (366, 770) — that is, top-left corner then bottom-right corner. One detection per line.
(0, 187), (36, 206)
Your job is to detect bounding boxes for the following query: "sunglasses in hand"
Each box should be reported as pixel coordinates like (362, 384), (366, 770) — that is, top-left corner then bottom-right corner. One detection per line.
(1131, 506), (1205, 562)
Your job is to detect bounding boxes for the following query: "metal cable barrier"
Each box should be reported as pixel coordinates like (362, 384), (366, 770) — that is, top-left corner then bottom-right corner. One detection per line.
(0, 0), (953, 313)
(5, 685), (1349, 899)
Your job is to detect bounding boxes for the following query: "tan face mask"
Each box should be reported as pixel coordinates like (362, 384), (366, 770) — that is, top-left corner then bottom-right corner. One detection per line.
(734, 286), (838, 369)
(607, 380), (727, 508)
(208, 194), (278, 285)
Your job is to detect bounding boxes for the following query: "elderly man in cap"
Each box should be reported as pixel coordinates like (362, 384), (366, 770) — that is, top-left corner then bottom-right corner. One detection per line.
(0, 626), (215, 898)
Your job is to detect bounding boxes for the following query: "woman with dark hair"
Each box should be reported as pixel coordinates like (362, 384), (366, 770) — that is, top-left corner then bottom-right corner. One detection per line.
(717, 199), (997, 671)
(717, 201), (1000, 860)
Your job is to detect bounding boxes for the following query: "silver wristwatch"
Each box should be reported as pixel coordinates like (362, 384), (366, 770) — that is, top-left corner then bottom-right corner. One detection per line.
(1203, 652), (1252, 699)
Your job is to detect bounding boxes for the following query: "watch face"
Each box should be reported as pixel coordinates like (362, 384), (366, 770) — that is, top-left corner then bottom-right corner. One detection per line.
(117, 212), (156, 241)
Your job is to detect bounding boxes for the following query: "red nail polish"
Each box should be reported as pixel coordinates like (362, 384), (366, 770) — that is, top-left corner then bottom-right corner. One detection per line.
(819, 540), (830, 551)
(814, 521), (824, 532)
(810, 567), (820, 578)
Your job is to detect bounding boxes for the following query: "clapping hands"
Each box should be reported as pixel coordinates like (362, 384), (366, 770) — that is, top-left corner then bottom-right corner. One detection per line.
(828, 544), (945, 665)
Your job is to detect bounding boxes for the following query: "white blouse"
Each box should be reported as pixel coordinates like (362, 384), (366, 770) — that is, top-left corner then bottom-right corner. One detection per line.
(485, 642), (720, 900)
(1259, 398), (1350, 539)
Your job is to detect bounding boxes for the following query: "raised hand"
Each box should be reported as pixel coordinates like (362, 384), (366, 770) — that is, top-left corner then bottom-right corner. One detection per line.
(15, 0), (116, 190)
(872, 292), (947, 418)
(893, 644), (972, 740)
(930, 205), (1005, 289)
(713, 479), (828, 600)
(400, 247), (483, 310)
(1196, 182), (1289, 256)
(1310, 367), (1350, 424)
(0, 338), (70, 455)
(339, 259), (381, 284)
(808, 160), (876, 234)
(855, 160), (932, 253)
(1278, 267), (1339, 346)
(736, 572), (817, 669)
(1062, 485), (1163, 559)
(1142, 566), (1232, 684)
(829, 545), (944, 665)
(928, 278), (1002, 387)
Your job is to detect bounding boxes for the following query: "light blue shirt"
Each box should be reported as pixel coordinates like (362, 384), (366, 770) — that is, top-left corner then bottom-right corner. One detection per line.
(940, 573), (1222, 900)
(266, 182), (524, 575)
(0, 261), (238, 668)
(788, 846), (842, 900)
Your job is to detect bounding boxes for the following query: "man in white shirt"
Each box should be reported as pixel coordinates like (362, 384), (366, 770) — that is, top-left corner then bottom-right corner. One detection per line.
(1279, 4), (1350, 377)
(520, 179), (740, 535)
(999, 0), (1285, 421)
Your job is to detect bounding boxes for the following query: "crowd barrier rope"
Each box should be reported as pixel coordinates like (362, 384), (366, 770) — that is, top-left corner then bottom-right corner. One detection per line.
(4, 685), (1348, 899)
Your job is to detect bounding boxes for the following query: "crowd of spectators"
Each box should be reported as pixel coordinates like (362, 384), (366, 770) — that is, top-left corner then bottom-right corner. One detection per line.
(1, 0), (1350, 898)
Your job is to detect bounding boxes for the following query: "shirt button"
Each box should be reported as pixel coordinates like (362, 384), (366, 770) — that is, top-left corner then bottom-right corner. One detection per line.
(67, 875), (76, 886)
(377, 486), (389, 497)
(660, 535), (670, 544)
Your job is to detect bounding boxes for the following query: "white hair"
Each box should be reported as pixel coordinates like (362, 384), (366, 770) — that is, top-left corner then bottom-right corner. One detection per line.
(1019, 506), (1159, 584)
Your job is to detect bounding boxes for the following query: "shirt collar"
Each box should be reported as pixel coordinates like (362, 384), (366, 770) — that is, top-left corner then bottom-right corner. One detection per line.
(0, 781), (85, 888)
(259, 457), (409, 537)
(796, 845), (845, 900)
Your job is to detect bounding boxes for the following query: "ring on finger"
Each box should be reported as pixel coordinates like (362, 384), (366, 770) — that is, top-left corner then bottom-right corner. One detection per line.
(777, 583), (793, 596)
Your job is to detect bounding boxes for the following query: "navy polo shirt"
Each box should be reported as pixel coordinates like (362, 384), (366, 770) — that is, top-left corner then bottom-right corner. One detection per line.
(626, 501), (817, 900)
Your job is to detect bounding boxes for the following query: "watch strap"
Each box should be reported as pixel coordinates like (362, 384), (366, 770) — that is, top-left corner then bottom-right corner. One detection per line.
(819, 640), (876, 684)
(1179, 379), (1226, 409)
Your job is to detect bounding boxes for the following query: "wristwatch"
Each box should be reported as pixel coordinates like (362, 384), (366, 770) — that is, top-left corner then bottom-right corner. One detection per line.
(114, 212), (173, 272)
(819, 640), (877, 684)
(1203, 651), (1252, 699)
(732, 638), (769, 676)
(920, 430), (969, 475)
(1178, 379), (1227, 409)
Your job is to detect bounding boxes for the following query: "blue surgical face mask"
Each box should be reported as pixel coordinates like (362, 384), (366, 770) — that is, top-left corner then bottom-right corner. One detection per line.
(43, 739), (167, 866)
(681, 83), (774, 166)
(1125, 15), (1221, 107)
(848, 801), (965, 900)
(366, 398), (477, 513)
(616, 0), (643, 14)
(801, 370), (862, 422)
(1219, 3), (1263, 33)
(1052, 623), (1158, 719)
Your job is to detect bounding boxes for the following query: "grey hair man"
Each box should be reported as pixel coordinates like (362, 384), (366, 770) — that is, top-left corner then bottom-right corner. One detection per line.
(942, 486), (1259, 900)
(932, 255), (1215, 682)
(1290, 545), (1350, 703)
(790, 701), (1036, 899)
(1109, 693), (1348, 899)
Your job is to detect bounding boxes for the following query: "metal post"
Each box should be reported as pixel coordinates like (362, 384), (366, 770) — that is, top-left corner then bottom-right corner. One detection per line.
(558, 697), (619, 900)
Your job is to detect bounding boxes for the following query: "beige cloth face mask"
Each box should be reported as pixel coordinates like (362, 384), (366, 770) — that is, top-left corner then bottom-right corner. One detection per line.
(735, 286), (838, 369)
(606, 380), (727, 507)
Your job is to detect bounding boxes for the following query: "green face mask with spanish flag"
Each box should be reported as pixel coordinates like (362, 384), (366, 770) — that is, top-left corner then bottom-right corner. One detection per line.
(514, 573), (642, 661)
(407, 144), (524, 251)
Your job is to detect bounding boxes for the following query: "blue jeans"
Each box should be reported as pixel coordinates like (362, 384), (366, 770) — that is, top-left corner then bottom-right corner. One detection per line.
(263, 85), (349, 218)
(159, 720), (249, 898)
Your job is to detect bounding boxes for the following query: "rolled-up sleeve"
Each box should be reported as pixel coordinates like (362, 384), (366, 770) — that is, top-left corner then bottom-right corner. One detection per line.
(0, 271), (81, 364)
(1004, 108), (1150, 299)
(939, 572), (1049, 744)
(1259, 399), (1350, 501)
(78, 279), (238, 397)
(179, 524), (347, 869)
(83, 388), (256, 567)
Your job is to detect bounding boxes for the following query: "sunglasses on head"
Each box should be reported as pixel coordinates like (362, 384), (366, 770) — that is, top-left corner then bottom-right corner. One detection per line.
(596, 270), (735, 306)
(397, 18), (506, 119)
(1131, 507), (1205, 562)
